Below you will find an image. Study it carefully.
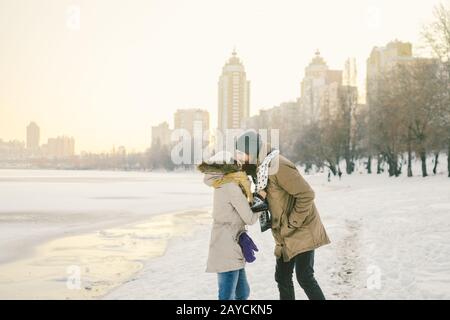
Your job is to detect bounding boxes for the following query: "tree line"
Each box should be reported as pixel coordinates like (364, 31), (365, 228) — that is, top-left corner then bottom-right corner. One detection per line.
(291, 4), (450, 178)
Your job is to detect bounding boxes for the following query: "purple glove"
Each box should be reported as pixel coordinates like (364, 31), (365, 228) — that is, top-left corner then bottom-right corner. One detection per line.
(238, 232), (259, 263)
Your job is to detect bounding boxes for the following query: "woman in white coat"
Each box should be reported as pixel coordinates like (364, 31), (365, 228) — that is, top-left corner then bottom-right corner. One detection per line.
(198, 152), (261, 300)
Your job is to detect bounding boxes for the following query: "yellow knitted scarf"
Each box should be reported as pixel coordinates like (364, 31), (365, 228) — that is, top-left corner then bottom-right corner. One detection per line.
(212, 171), (253, 202)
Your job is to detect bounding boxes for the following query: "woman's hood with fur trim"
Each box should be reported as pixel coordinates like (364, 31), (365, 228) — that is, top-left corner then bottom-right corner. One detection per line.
(197, 162), (242, 187)
(197, 162), (241, 174)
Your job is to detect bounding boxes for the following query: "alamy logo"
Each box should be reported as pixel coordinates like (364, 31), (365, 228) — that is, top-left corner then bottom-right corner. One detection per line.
(66, 5), (81, 31)
(66, 265), (81, 290)
(170, 129), (280, 165)
(366, 265), (382, 290)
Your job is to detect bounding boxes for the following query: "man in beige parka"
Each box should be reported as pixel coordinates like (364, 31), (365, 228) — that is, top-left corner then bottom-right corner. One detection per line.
(236, 130), (330, 300)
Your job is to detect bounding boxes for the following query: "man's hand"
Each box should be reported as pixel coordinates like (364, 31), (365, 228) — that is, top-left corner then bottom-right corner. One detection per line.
(251, 192), (268, 213)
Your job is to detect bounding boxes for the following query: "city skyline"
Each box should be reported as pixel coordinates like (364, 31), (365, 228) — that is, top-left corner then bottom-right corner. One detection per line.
(0, 0), (444, 153)
(0, 40), (436, 156)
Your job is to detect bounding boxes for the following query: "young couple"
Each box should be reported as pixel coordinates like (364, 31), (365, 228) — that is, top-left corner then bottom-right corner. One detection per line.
(197, 130), (330, 300)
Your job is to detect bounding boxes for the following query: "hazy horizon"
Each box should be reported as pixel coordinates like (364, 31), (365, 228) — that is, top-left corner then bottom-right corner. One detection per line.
(0, 0), (445, 153)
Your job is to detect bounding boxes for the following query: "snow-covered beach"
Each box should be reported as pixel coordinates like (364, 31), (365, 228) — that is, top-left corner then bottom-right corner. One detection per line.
(1, 168), (449, 299)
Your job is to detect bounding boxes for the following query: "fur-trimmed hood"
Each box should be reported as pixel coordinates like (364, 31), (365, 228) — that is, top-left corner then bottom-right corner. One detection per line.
(197, 162), (241, 174)
(197, 162), (242, 187)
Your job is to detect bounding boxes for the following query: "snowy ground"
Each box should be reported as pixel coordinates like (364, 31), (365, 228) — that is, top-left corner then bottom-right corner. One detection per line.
(1, 167), (449, 299)
(106, 173), (450, 300)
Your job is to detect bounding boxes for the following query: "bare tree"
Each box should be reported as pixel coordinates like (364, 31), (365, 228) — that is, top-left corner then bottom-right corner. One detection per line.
(338, 86), (359, 174)
(369, 69), (404, 177)
(396, 60), (442, 177)
(422, 2), (450, 177)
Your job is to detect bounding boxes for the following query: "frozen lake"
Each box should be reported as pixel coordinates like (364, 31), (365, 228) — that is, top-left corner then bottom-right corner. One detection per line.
(0, 169), (212, 264)
(0, 169), (211, 214)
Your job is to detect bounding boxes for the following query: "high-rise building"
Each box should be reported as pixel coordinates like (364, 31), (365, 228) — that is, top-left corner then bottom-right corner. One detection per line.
(300, 50), (343, 123)
(367, 40), (412, 75)
(218, 49), (250, 131)
(26, 122), (40, 151)
(244, 100), (301, 156)
(151, 122), (172, 147)
(174, 108), (209, 139)
(245, 100), (300, 132)
(366, 40), (413, 111)
(173, 108), (210, 164)
(0, 139), (25, 160)
(41, 136), (75, 158)
(343, 57), (358, 87)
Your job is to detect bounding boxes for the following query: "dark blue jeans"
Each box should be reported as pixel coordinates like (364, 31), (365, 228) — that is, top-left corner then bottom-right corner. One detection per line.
(217, 268), (250, 300)
(275, 250), (326, 300)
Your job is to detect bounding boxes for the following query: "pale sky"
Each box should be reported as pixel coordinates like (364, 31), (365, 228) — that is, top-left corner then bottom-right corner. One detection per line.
(0, 0), (445, 153)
